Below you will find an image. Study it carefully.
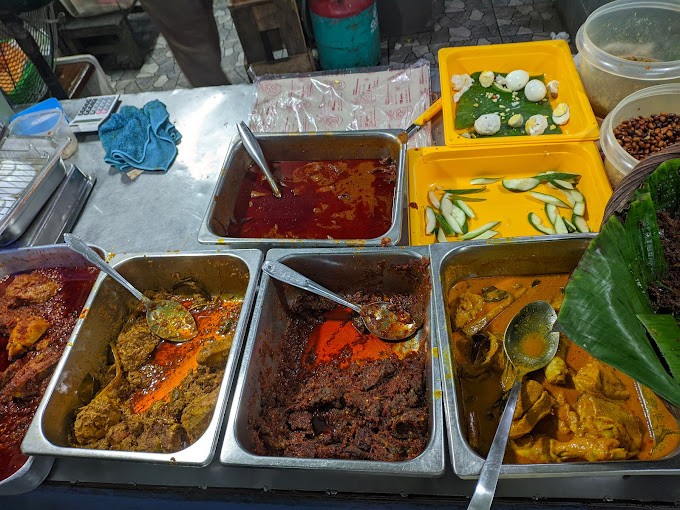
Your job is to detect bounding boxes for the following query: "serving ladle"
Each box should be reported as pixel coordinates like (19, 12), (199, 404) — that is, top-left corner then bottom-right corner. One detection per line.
(467, 300), (559, 510)
(63, 234), (198, 343)
(237, 121), (281, 198)
(261, 260), (421, 341)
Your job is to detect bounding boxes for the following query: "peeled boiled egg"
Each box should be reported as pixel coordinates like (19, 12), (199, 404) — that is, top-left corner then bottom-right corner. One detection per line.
(524, 79), (547, 102)
(474, 113), (501, 135)
(504, 70), (530, 92)
(508, 113), (524, 128)
(552, 103), (570, 125)
(525, 115), (548, 136)
(479, 71), (495, 88)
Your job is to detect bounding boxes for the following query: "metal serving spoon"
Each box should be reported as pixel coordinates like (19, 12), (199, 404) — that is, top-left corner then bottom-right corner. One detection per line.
(63, 234), (198, 343)
(467, 300), (559, 510)
(237, 121), (281, 198)
(261, 260), (421, 341)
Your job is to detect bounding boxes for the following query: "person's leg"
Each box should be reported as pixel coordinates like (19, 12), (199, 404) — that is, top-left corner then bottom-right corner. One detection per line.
(141, 0), (230, 87)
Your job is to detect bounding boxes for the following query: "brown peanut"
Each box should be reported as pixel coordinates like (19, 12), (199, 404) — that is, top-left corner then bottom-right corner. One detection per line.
(613, 113), (679, 161)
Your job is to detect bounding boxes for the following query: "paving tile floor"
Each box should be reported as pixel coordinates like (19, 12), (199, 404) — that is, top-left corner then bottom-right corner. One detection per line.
(102, 0), (569, 94)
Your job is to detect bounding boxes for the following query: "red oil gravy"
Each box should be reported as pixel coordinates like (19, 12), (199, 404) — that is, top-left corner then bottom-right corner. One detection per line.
(227, 159), (397, 239)
(0, 267), (98, 481)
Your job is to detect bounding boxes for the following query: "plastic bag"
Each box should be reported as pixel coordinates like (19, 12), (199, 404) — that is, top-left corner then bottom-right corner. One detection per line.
(248, 60), (432, 147)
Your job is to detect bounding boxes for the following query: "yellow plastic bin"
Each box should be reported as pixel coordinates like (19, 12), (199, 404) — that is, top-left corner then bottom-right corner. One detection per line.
(438, 40), (599, 147)
(407, 141), (612, 246)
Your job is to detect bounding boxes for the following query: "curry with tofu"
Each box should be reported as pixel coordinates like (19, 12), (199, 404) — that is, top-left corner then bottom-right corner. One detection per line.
(447, 274), (680, 464)
(69, 284), (243, 453)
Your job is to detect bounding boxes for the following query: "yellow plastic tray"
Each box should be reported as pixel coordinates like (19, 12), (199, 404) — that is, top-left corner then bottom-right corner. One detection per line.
(438, 40), (599, 147)
(407, 142), (612, 246)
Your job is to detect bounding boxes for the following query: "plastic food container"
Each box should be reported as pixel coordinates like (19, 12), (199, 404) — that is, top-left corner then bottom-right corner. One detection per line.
(407, 142), (612, 246)
(600, 84), (680, 187)
(8, 108), (77, 159)
(575, 0), (680, 119)
(438, 40), (599, 147)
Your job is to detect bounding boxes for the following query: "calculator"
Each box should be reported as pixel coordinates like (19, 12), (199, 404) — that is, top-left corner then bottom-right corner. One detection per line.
(69, 94), (120, 134)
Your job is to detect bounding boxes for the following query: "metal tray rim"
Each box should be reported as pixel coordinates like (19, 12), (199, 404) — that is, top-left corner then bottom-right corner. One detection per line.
(428, 235), (680, 479)
(22, 249), (263, 467)
(197, 130), (406, 247)
(220, 246), (446, 477)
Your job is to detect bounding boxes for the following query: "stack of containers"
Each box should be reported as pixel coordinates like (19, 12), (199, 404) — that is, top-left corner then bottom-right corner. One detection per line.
(407, 39), (611, 246)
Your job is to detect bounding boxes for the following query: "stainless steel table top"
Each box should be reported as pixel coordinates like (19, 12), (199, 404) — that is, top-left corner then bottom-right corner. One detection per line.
(32, 84), (680, 505)
(62, 85), (257, 253)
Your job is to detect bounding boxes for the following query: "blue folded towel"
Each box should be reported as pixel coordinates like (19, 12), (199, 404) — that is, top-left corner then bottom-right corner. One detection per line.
(99, 100), (181, 172)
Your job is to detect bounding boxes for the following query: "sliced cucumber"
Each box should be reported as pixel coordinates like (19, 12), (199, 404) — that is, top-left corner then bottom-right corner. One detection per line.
(455, 199), (475, 219)
(562, 189), (584, 206)
(552, 214), (568, 235)
(425, 207), (436, 234)
(470, 177), (501, 185)
(572, 214), (590, 233)
(552, 179), (574, 190)
(449, 204), (467, 232)
(440, 195), (454, 216)
(528, 212), (555, 235)
(443, 187), (487, 194)
(573, 200), (586, 217)
(563, 217), (577, 233)
(434, 212), (455, 236)
(533, 171), (581, 183)
(502, 178), (540, 192)
(428, 189), (440, 209)
(436, 228), (448, 243)
(442, 210), (463, 235)
(447, 195), (486, 202)
(475, 229), (498, 240)
(545, 203), (559, 225)
(529, 191), (570, 208)
(461, 221), (500, 240)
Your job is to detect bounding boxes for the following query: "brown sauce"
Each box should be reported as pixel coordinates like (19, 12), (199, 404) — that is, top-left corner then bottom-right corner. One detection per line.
(447, 274), (680, 464)
(226, 159), (396, 240)
(0, 266), (98, 480)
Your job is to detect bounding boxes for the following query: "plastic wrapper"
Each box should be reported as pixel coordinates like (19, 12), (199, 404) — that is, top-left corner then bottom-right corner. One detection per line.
(248, 60), (432, 147)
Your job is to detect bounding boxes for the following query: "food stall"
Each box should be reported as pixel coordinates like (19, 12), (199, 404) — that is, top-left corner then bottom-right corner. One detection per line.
(1, 1), (679, 507)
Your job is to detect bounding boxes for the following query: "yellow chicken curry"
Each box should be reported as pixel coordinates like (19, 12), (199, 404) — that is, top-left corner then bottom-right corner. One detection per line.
(447, 274), (680, 464)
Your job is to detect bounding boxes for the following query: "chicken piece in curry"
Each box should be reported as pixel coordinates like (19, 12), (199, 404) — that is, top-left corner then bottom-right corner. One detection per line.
(69, 284), (243, 453)
(447, 274), (680, 464)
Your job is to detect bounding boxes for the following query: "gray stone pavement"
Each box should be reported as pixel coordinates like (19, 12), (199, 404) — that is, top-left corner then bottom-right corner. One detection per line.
(104, 0), (568, 94)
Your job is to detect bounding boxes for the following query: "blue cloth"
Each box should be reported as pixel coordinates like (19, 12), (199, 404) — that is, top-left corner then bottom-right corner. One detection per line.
(99, 100), (181, 172)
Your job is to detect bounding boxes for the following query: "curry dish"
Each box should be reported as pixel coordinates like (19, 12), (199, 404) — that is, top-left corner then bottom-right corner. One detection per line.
(0, 267), (98, 480)
(69, 285), (243, 453)
(447, 274), (680, 464)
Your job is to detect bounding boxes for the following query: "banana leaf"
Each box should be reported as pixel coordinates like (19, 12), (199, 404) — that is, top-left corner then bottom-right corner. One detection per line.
(455, 72), (561, 137)
(558, 159), (680, 408)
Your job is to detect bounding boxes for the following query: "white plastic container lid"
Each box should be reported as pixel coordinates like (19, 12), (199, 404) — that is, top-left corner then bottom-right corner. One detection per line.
(576, 0), (680, 80)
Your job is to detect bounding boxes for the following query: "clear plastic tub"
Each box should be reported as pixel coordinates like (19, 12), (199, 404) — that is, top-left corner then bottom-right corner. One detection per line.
(8, 108), (77, 159)
(575, 0), (680, 119)
(600, 84), (680, 187)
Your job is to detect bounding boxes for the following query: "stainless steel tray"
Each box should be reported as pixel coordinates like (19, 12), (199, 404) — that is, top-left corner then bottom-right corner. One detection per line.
(429, 235), (680, 479)
(198, 130), (407, 247)
(0, 135), (69, 246)
(0, 243), (102, 495)
(221, 246), (445, 477)
(23, 249), (262, 467)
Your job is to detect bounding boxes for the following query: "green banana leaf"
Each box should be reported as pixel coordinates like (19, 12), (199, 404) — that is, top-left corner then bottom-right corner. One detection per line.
(558, 159), (680, 408)
(455, 72), (561, 137)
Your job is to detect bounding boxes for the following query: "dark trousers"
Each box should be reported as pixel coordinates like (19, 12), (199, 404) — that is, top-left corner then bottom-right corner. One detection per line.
(141, 0), (230, 87)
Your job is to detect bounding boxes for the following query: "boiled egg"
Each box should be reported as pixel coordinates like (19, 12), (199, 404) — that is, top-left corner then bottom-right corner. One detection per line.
(504, 70), (530, 92)
(525, 114), (548, 136)
(479, 71), (495, 88)
(552, 103), (570, 125)
(524, 79), (547, 102)
(474, 113), (501, 135)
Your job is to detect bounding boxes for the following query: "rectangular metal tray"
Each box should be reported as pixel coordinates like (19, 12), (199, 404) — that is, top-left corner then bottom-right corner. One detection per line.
(429, 235), (680, 478)
(0, 244), (102, 495)
(220, 247), (445, 477)
(198, 130), (406, 247)
(23, 249), (262, 467)
(0, 135), (69, 246)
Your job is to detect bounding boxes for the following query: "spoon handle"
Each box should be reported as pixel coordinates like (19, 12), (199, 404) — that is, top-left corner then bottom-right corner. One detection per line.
(467, 379), (521, 510)
(261, 261), (361, 313)
(237, 122), (282, 198)
(63, 233), (149, 305)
